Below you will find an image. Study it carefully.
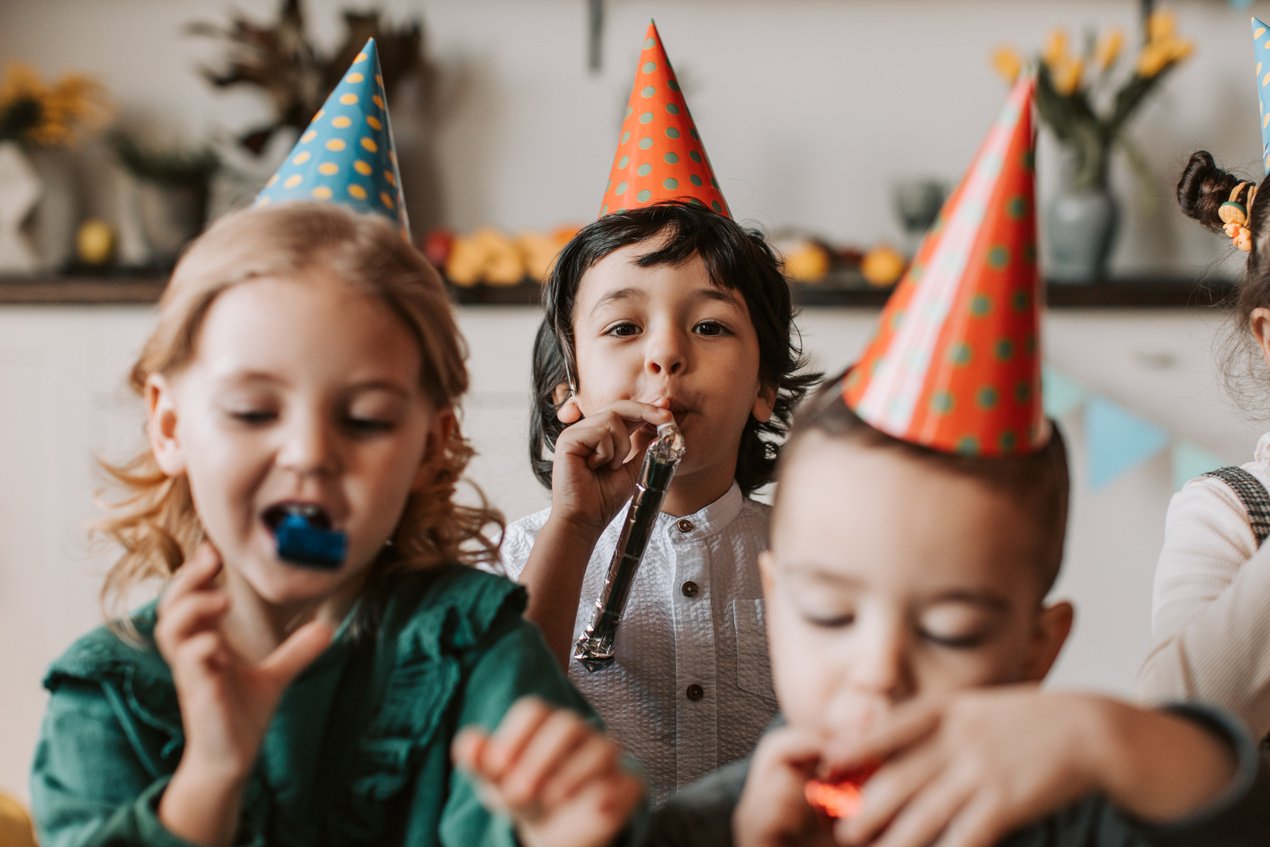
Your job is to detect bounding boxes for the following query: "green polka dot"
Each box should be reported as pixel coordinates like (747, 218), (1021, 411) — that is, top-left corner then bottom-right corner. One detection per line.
(689, 150), (703, 163)
(664, 177), (679, 190)
(1011, 290), (1030, 312)
(889, 311), (905, 331)
(666, 127), (681, 139)
(908, 264), (924, 282)
(955, 436), (981, 455)
(601, 204), (609, 215)
(949, 342), (972, 366)
(932, 392), (955, 414)
(1023, 243), (1038, 264)
(618, 156), (629, 169)
(639, 112), (654, 124)
(999, 431), (1018, 451)
(637, 189), (652, 202)
(615, 182), (628, 196)
(994, 339), (1015, 361)
(637, 164), (652, 176)
(1022, 150), (1035, 172)
(644, 38), (656, 48)
(690, 127), (700, 140)
(642, 61), (657, 73)
(666, 103), (680, 116)
(1015, 381), (1033, 403)
(639, 137), (653, 150)
(664, 152), (680, 164)
(970, 294), (991, 316)
(621, 131), (631, 144)
(988, 246), (1010, 269)
(710, 177), (720, 188)
(688, 197), (705, 207)
(977, 386), (999, 409)
(641, 86), (656, 98)
(711, 200), (722, 212)
(668, 78), (681, 92)
(625, 106), (633, 120)
(690, 174), (703, 187)
(1007, 195), (1028, 220)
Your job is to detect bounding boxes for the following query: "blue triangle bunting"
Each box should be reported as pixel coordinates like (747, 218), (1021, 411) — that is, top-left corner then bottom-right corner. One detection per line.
(1171, 441), (1227, 492)
(1085, 396), (1169, 490)
(1042, 365), (1087, 420)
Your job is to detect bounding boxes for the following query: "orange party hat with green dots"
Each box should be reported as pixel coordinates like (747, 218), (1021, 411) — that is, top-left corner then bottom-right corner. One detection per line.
(842, 77), (1046, 457)
(598, 21), (730, 218)
(256, 38), (408, 233)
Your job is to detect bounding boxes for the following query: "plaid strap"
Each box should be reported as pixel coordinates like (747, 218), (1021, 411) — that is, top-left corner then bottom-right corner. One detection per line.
(1202, 466), (1270, 548)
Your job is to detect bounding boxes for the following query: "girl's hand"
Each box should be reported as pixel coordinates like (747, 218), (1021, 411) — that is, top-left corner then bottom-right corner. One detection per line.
(733, 725), (838, 847)
(549, 398), (674, 537)
(453, 697), (643, 847)
(828, 688), (1104, 847)
(155, 543), (334, 782)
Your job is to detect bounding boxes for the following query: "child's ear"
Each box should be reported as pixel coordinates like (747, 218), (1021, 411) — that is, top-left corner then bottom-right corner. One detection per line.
(413, 406), (458, 491)
(145, 375), (186, 477)
(1250, 308), (1270, 370)
(751, 383), (777, 424)
(1022, 600), (1074, 682)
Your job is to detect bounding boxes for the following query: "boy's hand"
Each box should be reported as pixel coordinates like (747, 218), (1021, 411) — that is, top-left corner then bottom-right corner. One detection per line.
(453, 697), (643, 847)
(155, 543), (334, 781)
(829, 687), (1237, 847)
(733, 725), (838, 847)
(550, 398), (674, 537)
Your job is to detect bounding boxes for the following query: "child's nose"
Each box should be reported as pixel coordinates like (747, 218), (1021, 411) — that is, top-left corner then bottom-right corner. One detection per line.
(850, 623), (912, 701)
(644, 327), (686, 377)
(277, 415), (339, 475)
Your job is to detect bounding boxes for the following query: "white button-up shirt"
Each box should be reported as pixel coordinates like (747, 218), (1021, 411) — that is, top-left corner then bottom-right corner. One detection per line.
(500, 482), (779, 802)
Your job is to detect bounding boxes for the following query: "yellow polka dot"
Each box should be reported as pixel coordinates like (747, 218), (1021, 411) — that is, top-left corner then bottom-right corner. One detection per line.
(312, 186), (333, 200)
(319, 162), (338, 175)
(1265, 154), (1270, 170)
(1258, 27), (1267, 38)
(284, 174), (303, 188)
(354, 160), (372, 175)
(360, 137), (378, 153)
(301, 130), (317, 144)
(293, 151), (311, 165)
(315, 109), (325, 121)
(355, 51), (368, 62)
(367, 115), (382, 131)
(266, 174), (279, 187)
(373, 95), (384, 109)
(326, 138), (347, 152)
(347, 72), (365, 83)
(1262, 71), (1270, 87)
(332, 116), (352, 129)
(348, 184), (368, 200)
(380, 192), (394, 209)
(385, 171), (396, 186)
(376, 74), (384, 88)
(340, 93), (358, 105)
(1264, 114), (1269, 129)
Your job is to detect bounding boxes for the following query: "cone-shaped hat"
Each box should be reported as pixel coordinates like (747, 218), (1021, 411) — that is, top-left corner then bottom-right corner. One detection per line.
(598, 21), (730, 218)
(842, 78), (1045, 456)
(257, 38), (408, 232)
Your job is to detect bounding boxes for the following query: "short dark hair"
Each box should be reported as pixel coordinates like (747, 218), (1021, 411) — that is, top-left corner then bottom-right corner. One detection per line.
(777, 374), (1070, 596)
(529, 201), (821, 495)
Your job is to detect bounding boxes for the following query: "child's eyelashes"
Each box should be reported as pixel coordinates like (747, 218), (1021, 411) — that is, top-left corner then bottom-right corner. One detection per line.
(226, 408), (277, 425)
(341, 416), (397, 435)
(802, 611), (856, 629)
(603, 321), (641, 337)
(920, 629), (991, 650)
(693, 319), (731, 337)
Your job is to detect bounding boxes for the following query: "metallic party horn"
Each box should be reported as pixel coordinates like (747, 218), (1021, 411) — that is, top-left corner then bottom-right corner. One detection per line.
(574, 421), (686, 671)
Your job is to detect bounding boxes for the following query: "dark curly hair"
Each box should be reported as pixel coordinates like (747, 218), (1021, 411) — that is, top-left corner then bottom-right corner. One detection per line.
(1177, 150), (1270, 413)
(529, 201), (821, 495)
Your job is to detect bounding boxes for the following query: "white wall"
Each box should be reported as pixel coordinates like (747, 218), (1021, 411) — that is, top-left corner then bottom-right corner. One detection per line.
(0, 0), (1263, 276)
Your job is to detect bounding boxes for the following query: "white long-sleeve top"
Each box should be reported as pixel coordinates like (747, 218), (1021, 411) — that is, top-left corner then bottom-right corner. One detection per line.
(1137, 432), (1270, 738)
(499, 482), (779, 804)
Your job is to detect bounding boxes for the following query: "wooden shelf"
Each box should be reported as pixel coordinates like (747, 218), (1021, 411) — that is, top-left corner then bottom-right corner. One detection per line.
(0, 273), (1237, 308)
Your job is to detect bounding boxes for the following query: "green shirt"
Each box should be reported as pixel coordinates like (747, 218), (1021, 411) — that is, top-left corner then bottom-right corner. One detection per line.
(31, 565), (594, 847)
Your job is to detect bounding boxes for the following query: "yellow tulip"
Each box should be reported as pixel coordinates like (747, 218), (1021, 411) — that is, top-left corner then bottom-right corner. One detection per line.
(991, 46), (1025, 83)
(1136, 44), (1169, 79)
(1044, 29), (1069, 67)
(1096, 28), (1125, 72)
(1146, 10), (1177, 44)
(1165, 37), (1194, 63)
(1052, 56), (1084, 96)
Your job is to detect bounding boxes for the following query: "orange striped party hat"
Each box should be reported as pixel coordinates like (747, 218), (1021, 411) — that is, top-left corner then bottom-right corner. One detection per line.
(842, 78), (1046, 456)
(598, 21), (730, 218)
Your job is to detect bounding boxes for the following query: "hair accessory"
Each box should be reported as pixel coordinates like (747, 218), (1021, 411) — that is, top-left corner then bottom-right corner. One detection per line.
(1220, 182), (1257, 252)
(597, 21), (730, 219)
(256, 38), (409, 234)
(841, 77), (1046, 457)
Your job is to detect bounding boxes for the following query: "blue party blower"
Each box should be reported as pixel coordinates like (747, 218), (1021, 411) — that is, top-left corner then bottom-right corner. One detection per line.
(275, 513), (347, 569)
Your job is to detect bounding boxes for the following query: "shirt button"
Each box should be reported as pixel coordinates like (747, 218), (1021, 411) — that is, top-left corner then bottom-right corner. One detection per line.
(686, 683), (704, 701)
(681, 580), (700, 598)
(676, 519), (695, 533)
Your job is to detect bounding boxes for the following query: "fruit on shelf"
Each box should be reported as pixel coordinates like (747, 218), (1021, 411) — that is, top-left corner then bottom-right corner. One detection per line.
(861, 244), (905, 288)
(441, 224), (581, 286)
(778, 237), (832, 284)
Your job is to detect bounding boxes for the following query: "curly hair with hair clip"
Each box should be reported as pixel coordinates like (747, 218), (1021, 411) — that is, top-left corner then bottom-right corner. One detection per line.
(1177, 150), (1270, 414)
(95, 202), (503, 632)
(528, 201), (822, 495)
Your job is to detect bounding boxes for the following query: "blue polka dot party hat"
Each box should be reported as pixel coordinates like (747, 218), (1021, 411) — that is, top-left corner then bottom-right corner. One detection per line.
(842, 77), (1046, 457)
(256, 38), (408, 233)
(1252, 17), (1270, 173)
